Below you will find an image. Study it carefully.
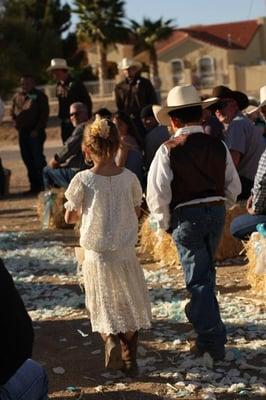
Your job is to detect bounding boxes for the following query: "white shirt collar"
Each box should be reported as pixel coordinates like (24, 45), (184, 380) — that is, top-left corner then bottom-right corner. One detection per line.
(174, 125), (204, 137)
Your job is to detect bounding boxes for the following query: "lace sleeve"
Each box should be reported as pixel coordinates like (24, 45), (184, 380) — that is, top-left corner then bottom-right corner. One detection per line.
(64, 173), (84, 211)
(131, 173), (143, 207)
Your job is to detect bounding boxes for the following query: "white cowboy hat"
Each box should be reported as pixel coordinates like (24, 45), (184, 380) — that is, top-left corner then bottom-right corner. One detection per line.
(244, 105), (259, 115)
(152, 105), (163, 124)
(47, 58), (71, 72)
(156, 85), (219, 126)
(118, 57), (142, 70)
(259, 85), (266, 108)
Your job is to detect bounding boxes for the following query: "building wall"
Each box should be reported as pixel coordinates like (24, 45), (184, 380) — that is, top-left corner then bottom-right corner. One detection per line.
(229, 64), (266, 98)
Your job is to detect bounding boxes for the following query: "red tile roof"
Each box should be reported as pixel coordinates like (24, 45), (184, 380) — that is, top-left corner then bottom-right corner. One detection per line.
(157, 19), (260, 54)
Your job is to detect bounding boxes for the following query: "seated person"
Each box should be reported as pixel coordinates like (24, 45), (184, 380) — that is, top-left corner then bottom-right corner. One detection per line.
(231, 149), (266, 239)
(94, 107), (112, 120)
(43, 102), (90, 189)
(141, 105), (169, 170)
(0, 258), (48, 399)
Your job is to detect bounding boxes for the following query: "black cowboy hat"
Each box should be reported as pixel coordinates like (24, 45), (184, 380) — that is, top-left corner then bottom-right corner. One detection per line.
(211, 86), (249, 111)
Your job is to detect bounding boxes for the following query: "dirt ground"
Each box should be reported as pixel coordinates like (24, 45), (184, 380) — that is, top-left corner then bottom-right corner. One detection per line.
(0, 123), (265, 400)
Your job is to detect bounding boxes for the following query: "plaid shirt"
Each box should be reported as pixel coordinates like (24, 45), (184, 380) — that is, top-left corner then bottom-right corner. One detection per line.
(252, 148), (266, 214)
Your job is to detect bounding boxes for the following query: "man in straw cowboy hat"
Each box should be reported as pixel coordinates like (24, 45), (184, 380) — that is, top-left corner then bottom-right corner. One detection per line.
(212, 85), (265, 200)
(147, 84), (241, 361)
(115, 57), (158, 136)
(47, 58), (92, 143)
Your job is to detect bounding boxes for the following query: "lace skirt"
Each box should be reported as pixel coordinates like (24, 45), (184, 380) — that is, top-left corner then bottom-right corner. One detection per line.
(82, 247), (152, 335)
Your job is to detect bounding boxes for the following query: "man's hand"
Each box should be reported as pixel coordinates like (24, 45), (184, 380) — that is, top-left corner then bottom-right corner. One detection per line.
(246, 195), (255, 215)
(30, 130), (38, 138)
(49, 158), (59, 169)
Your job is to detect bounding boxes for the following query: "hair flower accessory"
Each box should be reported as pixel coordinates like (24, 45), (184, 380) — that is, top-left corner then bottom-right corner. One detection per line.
(91, 114), (110, 139)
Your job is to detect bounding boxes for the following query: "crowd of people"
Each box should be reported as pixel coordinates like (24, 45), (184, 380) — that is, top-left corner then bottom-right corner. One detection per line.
(0, 56), (266, 397)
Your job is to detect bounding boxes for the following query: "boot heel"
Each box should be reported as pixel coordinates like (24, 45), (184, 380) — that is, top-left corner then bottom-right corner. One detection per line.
(105, 335), (123, 369)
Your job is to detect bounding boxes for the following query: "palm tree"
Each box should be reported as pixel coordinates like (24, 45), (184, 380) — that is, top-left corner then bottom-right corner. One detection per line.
(130, 17), (175, 90)
(73, 0), (129, 95)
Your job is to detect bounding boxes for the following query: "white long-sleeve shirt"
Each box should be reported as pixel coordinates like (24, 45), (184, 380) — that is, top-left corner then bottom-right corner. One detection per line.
(146, 125), (242, 230)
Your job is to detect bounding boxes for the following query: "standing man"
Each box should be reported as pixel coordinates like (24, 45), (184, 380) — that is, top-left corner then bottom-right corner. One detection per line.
(11, 74), (49, 195)
(147, 85), (241, 361)
(115, 57), (158, 136)
(43, 102), (90, 189)
(47, 58), (92, 143)
(213, 85), (265, 199)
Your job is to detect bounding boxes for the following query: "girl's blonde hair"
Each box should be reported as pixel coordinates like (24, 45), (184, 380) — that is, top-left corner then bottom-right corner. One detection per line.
(83, 115), (120, 159)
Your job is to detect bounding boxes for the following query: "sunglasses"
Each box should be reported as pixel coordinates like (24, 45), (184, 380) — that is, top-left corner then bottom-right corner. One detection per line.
(70, 111), (80, 117)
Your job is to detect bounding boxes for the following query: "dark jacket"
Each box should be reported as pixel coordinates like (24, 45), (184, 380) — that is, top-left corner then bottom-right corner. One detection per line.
(167, 132), (226, 209)
(115, 76), (157, 118)
(56, 77), (92, 121)
(54, 122), (87, 169)
(11, 88), (49, 131)
(0, 259), (34, 385)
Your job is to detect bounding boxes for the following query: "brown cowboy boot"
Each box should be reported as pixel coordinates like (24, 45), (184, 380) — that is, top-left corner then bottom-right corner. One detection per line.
(119, 331), (139, 377)
(103, 334), (123, 370)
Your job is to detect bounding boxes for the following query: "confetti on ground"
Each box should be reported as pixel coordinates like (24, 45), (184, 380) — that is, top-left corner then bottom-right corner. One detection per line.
(1, 232), (265, 398)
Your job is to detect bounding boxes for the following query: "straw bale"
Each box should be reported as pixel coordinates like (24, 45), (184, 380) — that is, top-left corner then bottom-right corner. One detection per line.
(140, 201), (248, 264)
(215, 201), (247, 261)
(244, 233), (266, 295)
(139, 217), (179, 266)
(37, 188), (74, 229)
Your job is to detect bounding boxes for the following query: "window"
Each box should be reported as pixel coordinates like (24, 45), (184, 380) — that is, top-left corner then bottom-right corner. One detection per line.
(171, 59), (185, 85)
(197, 56), (215, 87)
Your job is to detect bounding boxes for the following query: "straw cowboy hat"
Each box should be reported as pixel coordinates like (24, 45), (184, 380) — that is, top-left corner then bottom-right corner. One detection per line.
(155, 85), (218, 126)
(259, 85), (266, 108)
(47, 58), (71, 72)
(212, 85), (249, 111)
(118, 57), (142, 70)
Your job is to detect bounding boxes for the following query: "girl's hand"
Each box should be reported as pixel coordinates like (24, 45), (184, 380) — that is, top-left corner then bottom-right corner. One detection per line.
(65, 209), (80, 224)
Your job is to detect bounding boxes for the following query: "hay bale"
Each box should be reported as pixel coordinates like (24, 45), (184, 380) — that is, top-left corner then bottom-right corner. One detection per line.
(140, 201), (247, 264)
(244, 233), (266, 295)
(139, 217), (179, 266)
(37, 188), (74, 229)
(215, 201), (247, 261)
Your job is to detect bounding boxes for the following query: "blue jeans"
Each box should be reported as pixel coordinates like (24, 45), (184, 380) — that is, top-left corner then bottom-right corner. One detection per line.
(0, 359), (48, 400)
(171, 204), (227, 350)
(43, 166), (77, 189)
(231, 213), (266, 240)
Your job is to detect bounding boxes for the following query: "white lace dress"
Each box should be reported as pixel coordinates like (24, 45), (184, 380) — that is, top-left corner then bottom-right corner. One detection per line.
(64, 168), (152, 334)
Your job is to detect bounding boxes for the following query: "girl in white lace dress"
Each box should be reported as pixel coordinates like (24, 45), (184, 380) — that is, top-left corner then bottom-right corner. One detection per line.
(64, 116), (151, 376)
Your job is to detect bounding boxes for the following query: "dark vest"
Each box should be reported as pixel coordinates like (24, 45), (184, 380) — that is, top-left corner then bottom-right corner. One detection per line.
(167, 132), (226, 209)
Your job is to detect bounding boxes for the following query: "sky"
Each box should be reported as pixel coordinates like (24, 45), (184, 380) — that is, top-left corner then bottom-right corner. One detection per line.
(67, 0), (266, 29)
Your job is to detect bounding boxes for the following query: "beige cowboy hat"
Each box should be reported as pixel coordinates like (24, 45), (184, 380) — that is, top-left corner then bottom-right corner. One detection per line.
(259, 85), (266, 108)
(47, 58), (71, 72)
(118, 57), (142, 70)
(156, 85), (218, 126)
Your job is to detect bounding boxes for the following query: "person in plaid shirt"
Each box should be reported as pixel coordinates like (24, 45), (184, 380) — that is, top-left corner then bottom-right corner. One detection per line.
(231, 149), (266, 239)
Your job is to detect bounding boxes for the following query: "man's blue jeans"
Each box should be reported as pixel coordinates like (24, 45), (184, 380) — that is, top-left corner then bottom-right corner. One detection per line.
(231, 213), (266, 240)
(0, 359), (48, 400)
(43, 166), (77, 189)
(171, 203), (227, 350)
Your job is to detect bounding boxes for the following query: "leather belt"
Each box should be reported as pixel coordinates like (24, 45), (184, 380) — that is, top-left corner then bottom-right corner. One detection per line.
(182, 200), (225, 208)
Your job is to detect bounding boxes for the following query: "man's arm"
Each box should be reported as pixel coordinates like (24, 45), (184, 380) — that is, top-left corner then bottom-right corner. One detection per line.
(223, 143), (242, 207)
(54, 125), (84, 165)
(251, 150), (266, 214)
